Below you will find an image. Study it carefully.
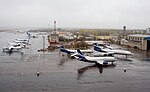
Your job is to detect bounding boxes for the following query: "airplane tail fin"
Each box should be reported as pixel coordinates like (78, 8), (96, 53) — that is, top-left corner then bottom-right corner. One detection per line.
(75, 49), (87, 61)
(93, 43), (99, 46)
(93, 44), (102, 52)
(9, 48), (13, 53)
(60, 45), (64, 49)
(59, 45), (65, 52)
(77, 49), (84, 55)
(59, 45), (71, 54)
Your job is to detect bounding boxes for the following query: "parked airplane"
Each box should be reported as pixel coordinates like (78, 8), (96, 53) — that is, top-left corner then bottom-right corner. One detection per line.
(93, 43), (133, 58)
(73, 49), (116, 66)
(59, 45), (114, 57)
(8, 42), (26, 48)
(2, 45), (23, 53)
(92, 49), (114, 57)
(93, 43), (120, 49)
(59, 46), (93, 55)
(14, 38), (29, 44)
(16, 38), (29, 42)
(104, 44), (120, 49)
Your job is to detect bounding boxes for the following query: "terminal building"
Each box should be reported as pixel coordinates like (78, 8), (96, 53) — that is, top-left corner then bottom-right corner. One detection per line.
(126, 34), (150, 50)
(48, 32), (59, 45)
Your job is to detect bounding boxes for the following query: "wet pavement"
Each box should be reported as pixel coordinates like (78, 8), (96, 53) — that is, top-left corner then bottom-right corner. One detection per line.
(0, 31), (150, 92)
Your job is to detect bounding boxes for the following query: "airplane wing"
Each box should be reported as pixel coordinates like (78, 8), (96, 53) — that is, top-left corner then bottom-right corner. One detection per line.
(93, 51), (106, 56)
(93, 50), (114, 56)
(65, 49), (93, 55)
(67, 49), (92, 53)
(70, 52), (78, 57)
(66, 49), (76, 53)
(80, 49), (93, 53)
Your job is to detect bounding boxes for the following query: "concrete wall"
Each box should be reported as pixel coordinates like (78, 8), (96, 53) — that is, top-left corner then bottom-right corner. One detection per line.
(142, 40), (147, 50)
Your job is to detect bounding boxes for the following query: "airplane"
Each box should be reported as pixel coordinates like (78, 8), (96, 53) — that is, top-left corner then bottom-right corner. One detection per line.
(92, 49), (114, 57)
(90, 43), (114, 56)
(103, 44), (121, 49)
(59, 46), (93, 55)
(93, 43), (120, 50)
(93, 43), (133, 58)
(72, 49), (116, 66)
(14, 38), (29, 45)
(59, 45), (114, 57)
(2, 45), (23, 53)
(8, 42), (26, 48)
(15, 38), (29, 42)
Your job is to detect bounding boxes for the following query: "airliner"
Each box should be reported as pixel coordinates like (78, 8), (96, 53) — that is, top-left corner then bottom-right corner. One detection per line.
(2, 45), (23, 53)
(104, 44), (121, 49)
(92, 49), (114, 57)
(93, 43), (133, 58)
(12, 38), (30, 45)
(59, 46), (93, 54)
(8, 42), (26, 48)
(73, 49), (116, 66)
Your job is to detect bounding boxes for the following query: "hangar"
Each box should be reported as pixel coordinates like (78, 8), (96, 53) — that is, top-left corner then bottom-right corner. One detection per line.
(127, 34), (150, 50)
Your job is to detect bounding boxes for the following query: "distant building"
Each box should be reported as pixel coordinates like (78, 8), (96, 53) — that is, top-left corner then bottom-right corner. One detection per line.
(96, 36), (111, 40)
(125, 34), (150, 50)
(85, 36), (94, 40)
(111, 35), (119, 43)
(132, 29), (146, 34)
(57, 31), (67, 37)
(57, 31), (74, 40)
(146, 27), (150, 34)
(85, 41), (106, 45)
(48, 32), (59, 44)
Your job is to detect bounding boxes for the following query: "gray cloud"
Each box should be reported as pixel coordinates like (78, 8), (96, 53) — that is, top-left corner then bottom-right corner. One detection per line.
(0, 0), (150, 29)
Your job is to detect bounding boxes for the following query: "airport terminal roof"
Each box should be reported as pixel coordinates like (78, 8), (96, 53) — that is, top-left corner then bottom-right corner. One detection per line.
(144, 37), (150, 40)
(128, 34), (150, 38)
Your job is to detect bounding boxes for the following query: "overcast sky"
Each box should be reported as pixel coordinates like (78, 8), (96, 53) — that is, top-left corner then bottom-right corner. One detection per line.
(0, 0), (150, 29)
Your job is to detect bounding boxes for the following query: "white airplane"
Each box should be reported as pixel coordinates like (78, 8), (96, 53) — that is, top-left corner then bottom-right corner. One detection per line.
(59, 45), (114, 57)
(91, 43), (114, 56)
(93, 43), (133, 58)
(16, 38), (29, 41)
(14, 38), (29, 44)
(104, 44), (120, 49)
(73, 49), (116, 66)
(59, 46), (93, 55)
(93, 43), (120, 50)
(92, 50), (114, 57)
(2, 45), (23, 53)
(8, 42), (26, 48)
